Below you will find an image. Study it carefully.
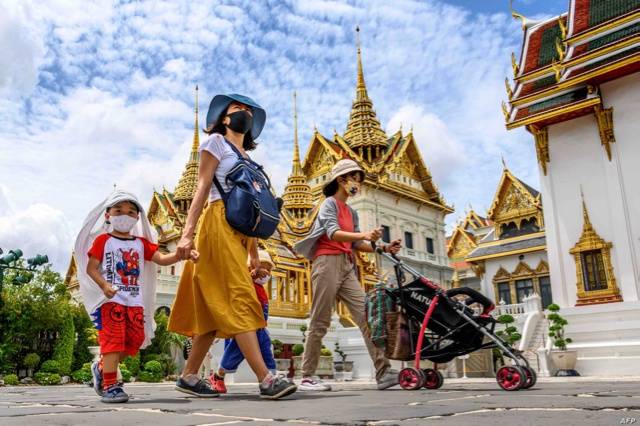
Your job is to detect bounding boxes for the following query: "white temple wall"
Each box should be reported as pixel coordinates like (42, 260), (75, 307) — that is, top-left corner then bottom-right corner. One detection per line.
(543, 73), (640, 306)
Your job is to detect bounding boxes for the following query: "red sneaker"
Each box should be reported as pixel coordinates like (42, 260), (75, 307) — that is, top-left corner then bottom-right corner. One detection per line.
(210, 374), (227, 394)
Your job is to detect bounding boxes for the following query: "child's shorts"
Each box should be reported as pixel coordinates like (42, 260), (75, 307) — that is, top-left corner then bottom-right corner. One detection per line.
(98, 302), (145, 356)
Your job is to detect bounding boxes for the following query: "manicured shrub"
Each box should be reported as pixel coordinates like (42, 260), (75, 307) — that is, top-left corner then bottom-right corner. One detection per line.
(24, 353), (41, 370)
(71, 368), (92, 383)
(3, 374), (19, 386)
(292, 344), (304, 356)
(119, 366), (132, 383)
(137, 370), (162, 382)
(52, 314), (75, 375)
(34, 372), (61, 385)
(40, 360), (61, 374)
(144, 360), (163, 374)
(320, 348), (332, 357)
(123, 354), (141, 376)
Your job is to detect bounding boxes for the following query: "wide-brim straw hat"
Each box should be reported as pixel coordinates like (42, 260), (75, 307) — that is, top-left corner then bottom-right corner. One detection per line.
(248, 249), (275, 267)
(206, 93), (266, 139)
(322, 159), (365, 197)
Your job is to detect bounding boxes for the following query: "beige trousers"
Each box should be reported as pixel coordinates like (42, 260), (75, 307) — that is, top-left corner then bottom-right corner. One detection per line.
(301, 254), (390, 379)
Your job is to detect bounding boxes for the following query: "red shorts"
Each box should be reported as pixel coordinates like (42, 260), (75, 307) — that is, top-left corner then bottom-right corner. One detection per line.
(98, 302), (145, 356)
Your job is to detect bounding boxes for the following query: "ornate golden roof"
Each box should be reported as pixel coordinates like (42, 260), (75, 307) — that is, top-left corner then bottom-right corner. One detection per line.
(282, 92), (315, 224)
(343, 27), (388, 155)
(174, 85), (200, 203)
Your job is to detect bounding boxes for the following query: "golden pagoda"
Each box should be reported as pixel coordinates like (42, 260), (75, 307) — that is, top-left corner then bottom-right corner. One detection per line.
(173, 85), (200, 216)
(343, 27), (388, 162)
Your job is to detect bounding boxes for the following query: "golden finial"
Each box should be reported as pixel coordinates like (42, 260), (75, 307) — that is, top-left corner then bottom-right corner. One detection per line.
(501, 155), (508, 169)
(511, 52), (520, 77)
(555, 38), (566, 61)
(505, 77), (513, 99)
(355, 26), (367, 98)
(501, 100), (510, 121)
(580, 186), (593, 228)
(291, 91), (303, 175)
(191, 85), (200, 155)
(509, 0), (528, 31)
(558, 16), (567, 39)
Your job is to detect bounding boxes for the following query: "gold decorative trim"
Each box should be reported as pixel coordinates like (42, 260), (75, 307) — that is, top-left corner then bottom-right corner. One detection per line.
(491, 260), (551, 305)
(511, 52), (520, 77)
(565, 11), (640, 45)
(506, 97), (601, 129)
(528, 125), (550, 175)
(470, 261), (485, 279)
(569, 191), (622, 306)
(594, 104), (616, 161)
(505, 78), (514, 99)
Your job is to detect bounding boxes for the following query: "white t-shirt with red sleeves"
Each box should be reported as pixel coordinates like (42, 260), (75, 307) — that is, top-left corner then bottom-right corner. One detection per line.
(88, 233), (158, 308)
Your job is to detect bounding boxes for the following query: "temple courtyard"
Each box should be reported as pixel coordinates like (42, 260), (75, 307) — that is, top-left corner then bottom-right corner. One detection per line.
(1, 377), (640, 425)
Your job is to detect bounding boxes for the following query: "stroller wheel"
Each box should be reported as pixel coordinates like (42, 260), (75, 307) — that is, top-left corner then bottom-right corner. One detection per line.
(496, 366), (526, 391)
(399, 367), (424, 390)
(521, 366), (537, 389)
(422, 368), (444, 389)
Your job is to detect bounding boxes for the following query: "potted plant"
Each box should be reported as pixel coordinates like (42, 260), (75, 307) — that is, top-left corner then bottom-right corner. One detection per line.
(271, 339), (290, 374)
(86, 327), (100, 362)
(494, 314), (521, 370)
(334, 342), (353, 381)
(318, 346), (334, 378)
(546, 304), (578, 376)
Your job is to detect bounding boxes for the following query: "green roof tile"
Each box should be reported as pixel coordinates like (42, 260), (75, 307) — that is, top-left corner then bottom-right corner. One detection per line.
(588, 0), (639, 27)
(538, 24), (562, 67)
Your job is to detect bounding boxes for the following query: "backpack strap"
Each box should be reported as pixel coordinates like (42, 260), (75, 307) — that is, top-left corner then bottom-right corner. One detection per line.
(219, 137), (276, 192)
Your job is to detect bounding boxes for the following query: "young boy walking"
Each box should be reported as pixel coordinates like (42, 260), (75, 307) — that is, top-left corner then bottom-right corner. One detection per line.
(211, 250), (277, 393)
(75, 190), (198, 403)
(294, 159), (402, 391)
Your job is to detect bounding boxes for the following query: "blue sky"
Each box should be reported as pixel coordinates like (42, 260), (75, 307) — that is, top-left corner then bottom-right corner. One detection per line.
(0, 0), (568, 271)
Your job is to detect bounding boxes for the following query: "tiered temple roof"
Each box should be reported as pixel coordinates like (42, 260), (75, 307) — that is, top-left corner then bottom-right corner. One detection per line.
(504, 0), (639, 166)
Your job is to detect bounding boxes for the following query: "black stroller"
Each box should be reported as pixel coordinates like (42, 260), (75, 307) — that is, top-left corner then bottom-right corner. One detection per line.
(372, 245), (537, 391)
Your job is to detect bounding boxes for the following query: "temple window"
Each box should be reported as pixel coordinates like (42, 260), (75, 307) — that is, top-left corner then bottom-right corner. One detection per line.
(515, 278), (534, 303)
(569, 195), (622, 305)
(580, 250), (608, 291)
(404, 231), (414, 249)
(382, 225), (390, 243)
(426, 237), (434, 254)
(539, 275), (553, 309)
(497, 282), (512, 304)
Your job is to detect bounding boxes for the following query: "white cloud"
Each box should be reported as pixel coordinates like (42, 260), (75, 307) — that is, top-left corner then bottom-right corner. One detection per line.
(0, 187), (73, 271)
(0, 3), (45, 98)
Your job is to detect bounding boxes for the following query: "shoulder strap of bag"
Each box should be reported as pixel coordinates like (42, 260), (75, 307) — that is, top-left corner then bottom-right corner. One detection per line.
(220, 137), (276, 192)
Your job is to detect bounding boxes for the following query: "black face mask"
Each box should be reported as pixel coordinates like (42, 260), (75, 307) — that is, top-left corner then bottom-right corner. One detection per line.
(225, 110), (253, 135)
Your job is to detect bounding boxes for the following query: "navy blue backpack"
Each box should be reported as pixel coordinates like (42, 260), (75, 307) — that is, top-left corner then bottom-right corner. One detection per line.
(213, 139), (283, 239)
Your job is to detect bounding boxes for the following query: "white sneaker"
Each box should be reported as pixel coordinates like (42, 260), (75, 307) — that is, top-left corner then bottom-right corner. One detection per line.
(299, 376), (332, 391)
(376, 369), (399, 390)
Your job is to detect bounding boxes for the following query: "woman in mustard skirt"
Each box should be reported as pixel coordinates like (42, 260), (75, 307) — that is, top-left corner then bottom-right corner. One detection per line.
(169, 93), (296, 400)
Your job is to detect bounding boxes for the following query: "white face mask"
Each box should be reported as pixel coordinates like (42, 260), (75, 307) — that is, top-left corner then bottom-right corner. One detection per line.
(255, 275), (271, 286)
(110, 215), (138, 233)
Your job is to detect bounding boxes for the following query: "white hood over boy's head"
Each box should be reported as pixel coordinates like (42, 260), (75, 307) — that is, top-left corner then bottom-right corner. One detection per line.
(73, 190), (158, 349)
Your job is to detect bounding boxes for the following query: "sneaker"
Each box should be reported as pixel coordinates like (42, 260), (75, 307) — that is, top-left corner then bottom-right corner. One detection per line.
(211, 374), (227, 394)
(101, 385), (129, 403)
(91, 361), (103, 396)
(175, 376), (220, 398)
(259, 375), (297, 400)
(298, 376), (332, 392)
(376, 369), (399, 390)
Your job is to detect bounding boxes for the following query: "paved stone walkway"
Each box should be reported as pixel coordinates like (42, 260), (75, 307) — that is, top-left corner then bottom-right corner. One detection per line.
(1, 377), (640, 425)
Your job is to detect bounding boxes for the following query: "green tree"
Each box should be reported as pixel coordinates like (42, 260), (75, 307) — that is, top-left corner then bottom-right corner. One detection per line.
(71, 306), (94, 371)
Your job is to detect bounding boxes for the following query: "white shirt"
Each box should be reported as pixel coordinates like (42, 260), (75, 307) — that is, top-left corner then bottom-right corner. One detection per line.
(200, 133), (250, 202)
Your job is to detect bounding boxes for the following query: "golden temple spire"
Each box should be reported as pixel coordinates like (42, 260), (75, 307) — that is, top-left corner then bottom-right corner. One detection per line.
(291, 91), (303, 177)
(580, 187), (592, 230)
(344, 26), (388, 160)
(356, 26), (367, 100)
(282, 91), (314, 223)
(174, 85), (201, 210)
